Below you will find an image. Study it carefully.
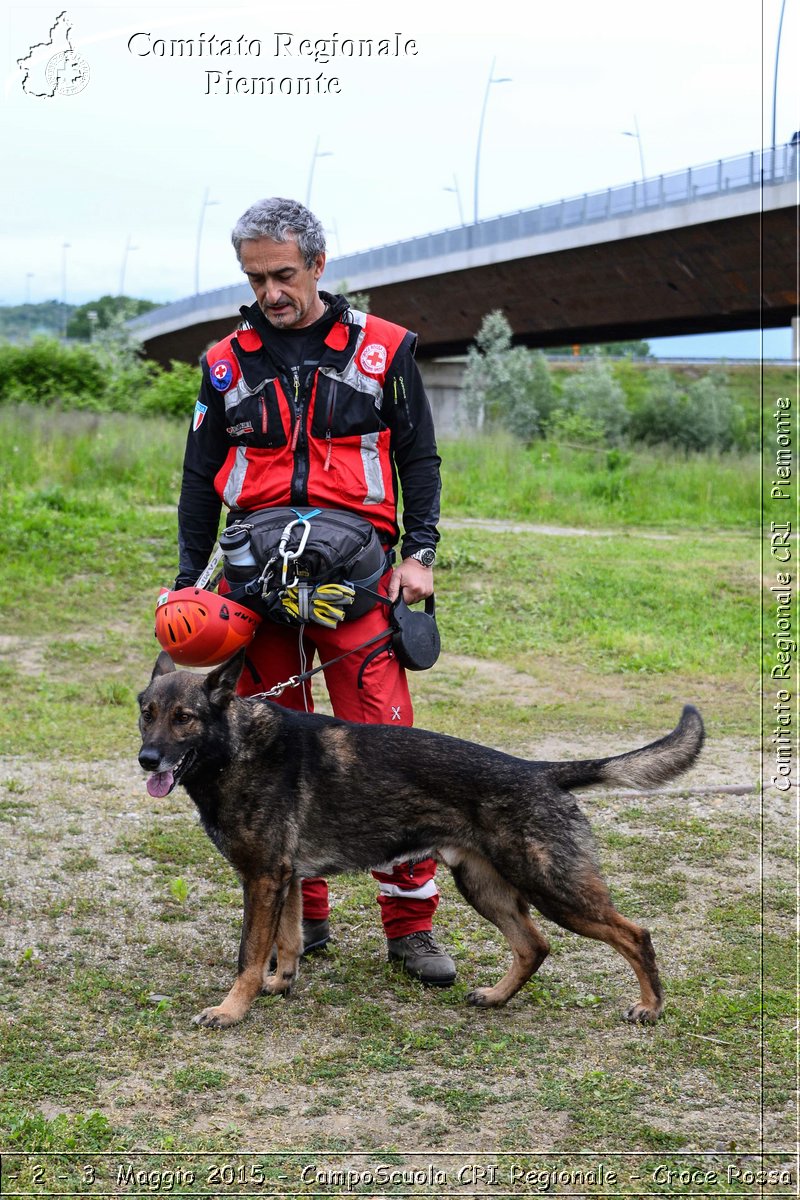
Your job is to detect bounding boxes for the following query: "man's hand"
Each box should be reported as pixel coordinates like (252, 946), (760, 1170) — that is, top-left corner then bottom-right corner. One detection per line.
(388, 557), (434, 604)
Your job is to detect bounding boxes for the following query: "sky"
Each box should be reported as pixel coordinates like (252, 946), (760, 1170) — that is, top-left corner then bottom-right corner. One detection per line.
(2, 0), (798, 358)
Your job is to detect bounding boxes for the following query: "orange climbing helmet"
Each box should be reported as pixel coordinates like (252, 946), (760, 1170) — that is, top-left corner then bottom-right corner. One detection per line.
(154, 587), (261, 667)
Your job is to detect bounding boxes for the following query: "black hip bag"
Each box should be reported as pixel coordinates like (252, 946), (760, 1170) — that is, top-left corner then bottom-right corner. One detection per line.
(220, 506), (389, 624)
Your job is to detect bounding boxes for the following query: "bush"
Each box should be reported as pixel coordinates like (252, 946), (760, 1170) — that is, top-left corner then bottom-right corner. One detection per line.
(81, 315), (160, 412)
(628, 369), (745, 452)
(140, 361), (201, 420)
(682, 374), (747, 452)
(504, 350), (556, 441)
(0, 332), (199, 420)
(548, 356), (629, 445)
(0, 338), (106, 408)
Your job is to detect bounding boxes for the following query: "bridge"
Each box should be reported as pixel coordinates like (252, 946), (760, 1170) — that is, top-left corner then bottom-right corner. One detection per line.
(131, 146), (797, 366)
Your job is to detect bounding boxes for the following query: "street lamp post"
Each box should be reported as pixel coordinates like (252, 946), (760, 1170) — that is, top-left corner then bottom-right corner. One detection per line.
(61, 242), (70, 336)
(194, 188), (219, 296)
(25, 272), (34, 338)
(306, 136), (333, 209)
(473, 57), (511, 225)
(444, 174), (464, 225)
(327, 218), (342, 257)
(771, 0), (788, 151)
(622, 115), (647, 183)
(119, 234), (138, 296)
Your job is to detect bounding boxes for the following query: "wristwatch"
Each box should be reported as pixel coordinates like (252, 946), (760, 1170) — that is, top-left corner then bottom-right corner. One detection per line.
(409, 547), (437, 568)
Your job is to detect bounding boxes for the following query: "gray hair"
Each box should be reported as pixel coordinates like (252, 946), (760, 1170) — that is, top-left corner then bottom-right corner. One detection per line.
(231, 198), (326, 268)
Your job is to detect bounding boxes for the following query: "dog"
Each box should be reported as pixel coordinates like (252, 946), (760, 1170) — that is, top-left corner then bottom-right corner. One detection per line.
(137, 649), (704, 1029)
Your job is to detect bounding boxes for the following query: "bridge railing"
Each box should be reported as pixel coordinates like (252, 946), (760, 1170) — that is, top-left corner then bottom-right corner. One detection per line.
(129, 282), (253, 326)
(130, 145), (795, 327)
(323, 145), (794, 278)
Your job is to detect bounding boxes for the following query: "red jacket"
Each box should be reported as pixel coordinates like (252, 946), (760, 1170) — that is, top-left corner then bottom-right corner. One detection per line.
(177, 294), (440, 585)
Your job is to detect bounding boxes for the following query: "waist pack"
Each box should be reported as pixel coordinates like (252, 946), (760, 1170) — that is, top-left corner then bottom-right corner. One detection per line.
(221, 506), (388, 625)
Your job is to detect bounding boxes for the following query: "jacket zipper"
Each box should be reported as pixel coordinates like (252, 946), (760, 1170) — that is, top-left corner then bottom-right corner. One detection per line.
(323, 380), (337, 471)
(289, 365), (313, 504)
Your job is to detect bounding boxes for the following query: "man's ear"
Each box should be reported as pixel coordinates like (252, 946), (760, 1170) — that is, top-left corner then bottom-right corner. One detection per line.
(151, 651), (176, 681)
(204, 648), (246, 707)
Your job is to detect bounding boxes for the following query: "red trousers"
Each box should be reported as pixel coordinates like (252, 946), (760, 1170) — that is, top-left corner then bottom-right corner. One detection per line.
(235, 576), (439, 939)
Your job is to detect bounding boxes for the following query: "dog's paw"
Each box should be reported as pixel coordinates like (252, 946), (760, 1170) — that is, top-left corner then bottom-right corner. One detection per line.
(261, 970), (296, 997)
(192, 1005), (240, 1029)
(624, 1002), (661, 1025)
(466, 986), (495, 1008)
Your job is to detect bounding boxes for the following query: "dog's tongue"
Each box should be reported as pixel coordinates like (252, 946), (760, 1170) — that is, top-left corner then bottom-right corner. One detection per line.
(146, 771), (174, 798)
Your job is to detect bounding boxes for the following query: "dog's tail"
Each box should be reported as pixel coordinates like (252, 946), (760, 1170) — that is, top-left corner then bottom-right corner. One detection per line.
(547, 705), (705, 791)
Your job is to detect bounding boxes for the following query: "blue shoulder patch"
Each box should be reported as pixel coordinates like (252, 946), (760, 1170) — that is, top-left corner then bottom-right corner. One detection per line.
(209, 359), (234, 392)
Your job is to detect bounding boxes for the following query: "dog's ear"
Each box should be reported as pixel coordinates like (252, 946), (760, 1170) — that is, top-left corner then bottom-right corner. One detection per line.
(151, 651), (176, 681)
(204, 648), (246, 708)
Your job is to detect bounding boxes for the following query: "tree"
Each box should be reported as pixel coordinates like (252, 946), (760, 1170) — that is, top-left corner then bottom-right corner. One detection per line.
(65, 295), (157, 340)
(330, 279), (370, 313)
(462, 310), (555, 442)
(0, 301), (72, 341)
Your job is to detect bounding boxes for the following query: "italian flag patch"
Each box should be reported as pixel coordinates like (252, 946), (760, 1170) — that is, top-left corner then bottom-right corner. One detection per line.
(193, 401), (208, 431)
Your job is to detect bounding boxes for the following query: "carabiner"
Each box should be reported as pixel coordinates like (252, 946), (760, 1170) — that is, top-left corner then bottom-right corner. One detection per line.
(278, 514), (315, 586)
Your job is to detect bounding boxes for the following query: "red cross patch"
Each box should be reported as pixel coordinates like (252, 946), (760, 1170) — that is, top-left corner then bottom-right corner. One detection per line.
(209, 358), (234, 391)
(360, 343), (387, 375)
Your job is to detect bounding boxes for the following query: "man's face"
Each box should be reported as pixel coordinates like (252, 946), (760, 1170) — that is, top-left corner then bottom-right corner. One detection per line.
(239, 236), (326, 330)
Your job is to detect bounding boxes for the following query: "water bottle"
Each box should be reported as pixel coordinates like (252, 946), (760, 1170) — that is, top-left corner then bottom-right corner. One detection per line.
(219, 525), (257, 583)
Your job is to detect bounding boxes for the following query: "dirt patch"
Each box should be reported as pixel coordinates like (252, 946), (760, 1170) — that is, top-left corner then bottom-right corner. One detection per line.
(0, 626), (137, 679)
(0, 634), (48, 678)
(1, 702), (785, 1170)
(441, 517), (680, 540)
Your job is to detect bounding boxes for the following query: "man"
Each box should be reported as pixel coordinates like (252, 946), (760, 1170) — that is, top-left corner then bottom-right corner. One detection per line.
(175, 197), (455, 986)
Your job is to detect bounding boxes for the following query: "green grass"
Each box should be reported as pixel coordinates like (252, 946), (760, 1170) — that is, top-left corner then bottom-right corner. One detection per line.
(435, 526), (754, 675)
(440, 433), (757, 528)
(2, 404), (758, 527)
(0, 411), (757, 753)
(0, 405), (778, 1175)
(1, 406), (184, 501)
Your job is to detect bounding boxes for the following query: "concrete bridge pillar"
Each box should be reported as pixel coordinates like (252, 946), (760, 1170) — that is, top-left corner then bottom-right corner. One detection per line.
(418, 359), (468, 435)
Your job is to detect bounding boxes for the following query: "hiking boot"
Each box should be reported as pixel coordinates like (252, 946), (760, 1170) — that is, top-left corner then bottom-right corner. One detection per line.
(269, 917), (330, 971)
(299, 917), (331, 955)
(386, 930), (456, 987)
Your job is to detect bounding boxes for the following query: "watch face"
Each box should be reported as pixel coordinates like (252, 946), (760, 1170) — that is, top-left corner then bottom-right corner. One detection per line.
(414, 548), (436, 568)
